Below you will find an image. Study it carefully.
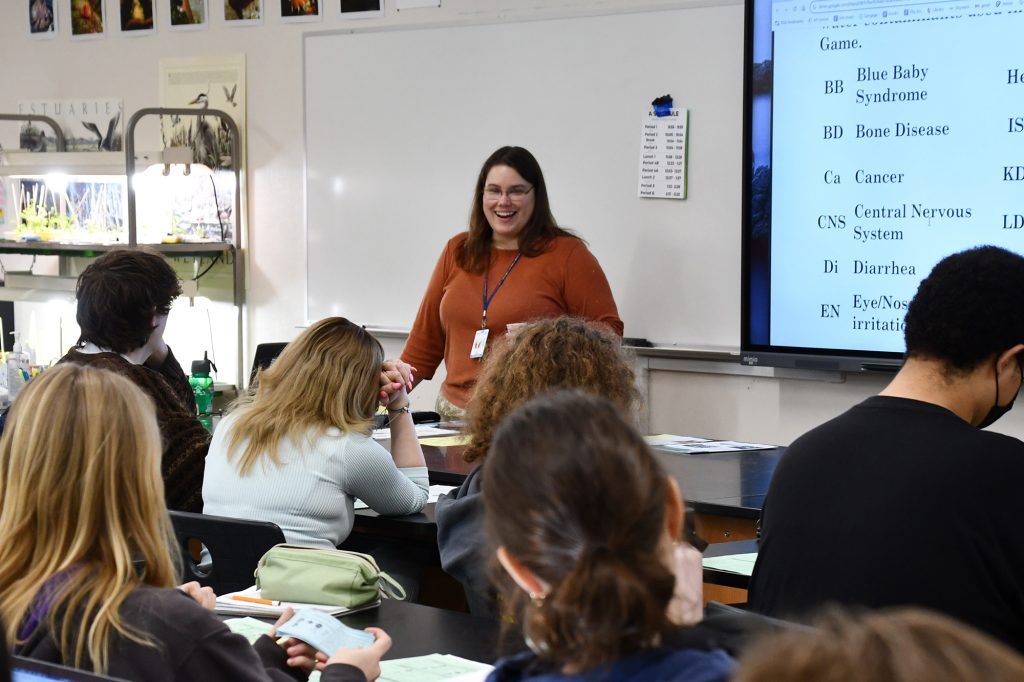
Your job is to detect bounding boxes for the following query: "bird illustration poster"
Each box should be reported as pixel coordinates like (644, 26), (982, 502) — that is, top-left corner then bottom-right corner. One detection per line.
(281, 0), (320, 22)
(169, 0), (207, 29)
(224, 0), (262, 23)
(158, 54), (246, 170)
(12, 99), (124, 152)
(28, 0), (56, 37)
(119, 0), (155, 33)
(70, 0), (104, 37)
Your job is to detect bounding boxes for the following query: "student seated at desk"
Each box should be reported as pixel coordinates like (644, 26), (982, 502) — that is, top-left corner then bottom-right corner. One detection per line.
(748, 246), (1024, 651)
(435, 317), (640, 614)
(735, 607), (1024, 682)
(203, 317), (428, 549)
(0, 364), (389, 682)
(481, 390), (733, 682)
(58, 247), (211, 513)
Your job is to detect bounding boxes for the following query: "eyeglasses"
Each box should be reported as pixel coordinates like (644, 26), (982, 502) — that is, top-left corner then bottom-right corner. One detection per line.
(483, 185), (534, 200)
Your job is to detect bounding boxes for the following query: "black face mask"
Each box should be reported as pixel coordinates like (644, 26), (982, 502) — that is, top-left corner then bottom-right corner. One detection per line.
(978, 359), (1024, 429)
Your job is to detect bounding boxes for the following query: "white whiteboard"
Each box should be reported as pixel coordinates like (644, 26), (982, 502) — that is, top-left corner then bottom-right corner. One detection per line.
(304, 3), (743, 347)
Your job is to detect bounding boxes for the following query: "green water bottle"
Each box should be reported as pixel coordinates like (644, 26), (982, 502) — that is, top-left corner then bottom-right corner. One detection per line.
(189, 351), (217, 431)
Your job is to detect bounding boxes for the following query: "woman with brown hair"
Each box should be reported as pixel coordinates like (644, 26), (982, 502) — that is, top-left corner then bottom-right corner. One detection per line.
(203, 317), (428, 549)
(481, 390), (725, 681)
(400, 146), (622, 419)
(0, 364), (390, 681)
(435, 316), (640, 613)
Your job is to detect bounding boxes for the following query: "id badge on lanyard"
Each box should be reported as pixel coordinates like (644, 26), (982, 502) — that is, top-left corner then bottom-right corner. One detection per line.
(470, 328), (489, 359)
(471, 252), (521, 360)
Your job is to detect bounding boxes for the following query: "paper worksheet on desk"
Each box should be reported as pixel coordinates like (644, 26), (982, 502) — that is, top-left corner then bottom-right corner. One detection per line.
(646, 434), (776, 454)
(416, 434), (472, 447)
(702, 553), (758, 577)
(372, 425), (461, 440)
(660, 440), (777, 454)
(644, 434), (711, 446)
(215, 585), (379, 618)
(379, 653), (493, 682)
(225, 620), (493, 681)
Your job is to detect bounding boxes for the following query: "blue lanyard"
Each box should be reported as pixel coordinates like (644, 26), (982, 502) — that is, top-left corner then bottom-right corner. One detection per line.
(482, 252), (522, 329)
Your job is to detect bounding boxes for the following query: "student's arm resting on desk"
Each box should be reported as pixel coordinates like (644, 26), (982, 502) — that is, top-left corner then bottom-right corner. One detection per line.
(111, 588), (310, 682)
(344, 436), (429, 516)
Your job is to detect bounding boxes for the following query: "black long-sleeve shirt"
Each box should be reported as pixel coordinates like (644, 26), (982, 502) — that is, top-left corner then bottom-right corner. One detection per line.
(749, 396), (1024, 651)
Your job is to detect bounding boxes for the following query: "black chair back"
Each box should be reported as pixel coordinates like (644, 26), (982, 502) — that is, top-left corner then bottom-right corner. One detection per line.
(11, 656), (131, 681)
(168, 511), (286, 595)
(248, 342), (288, 388)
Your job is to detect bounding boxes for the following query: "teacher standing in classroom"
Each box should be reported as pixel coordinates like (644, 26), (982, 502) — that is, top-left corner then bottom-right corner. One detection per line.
(401, 146), (623, 418)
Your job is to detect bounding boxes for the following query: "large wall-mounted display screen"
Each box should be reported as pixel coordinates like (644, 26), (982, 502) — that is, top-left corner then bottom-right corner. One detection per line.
(742, 0), (1024, 371)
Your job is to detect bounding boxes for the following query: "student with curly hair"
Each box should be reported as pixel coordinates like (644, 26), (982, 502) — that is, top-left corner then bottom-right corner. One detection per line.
(481, 390), (728, 681)
(749, 245), (1024, 651)
(435, 316), (640, 613)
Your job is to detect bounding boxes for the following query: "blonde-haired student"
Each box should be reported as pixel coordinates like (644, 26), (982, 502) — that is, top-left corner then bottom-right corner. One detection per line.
(203, 317), (428, 548)
(0, 364), (389, 682)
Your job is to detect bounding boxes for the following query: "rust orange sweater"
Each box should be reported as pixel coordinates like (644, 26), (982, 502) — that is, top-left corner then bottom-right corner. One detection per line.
(402, 233), (623, 408)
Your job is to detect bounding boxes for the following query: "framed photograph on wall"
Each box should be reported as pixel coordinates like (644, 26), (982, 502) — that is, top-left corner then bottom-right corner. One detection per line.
(28, 0), (57, 37)
(338, 0), (381, 18)
(169, 0), (207, 30)
(224, 0), (262, 24)
(280, 0), (320, 22)
(119, 0), (156, 34)
(70, 0), (105, 38)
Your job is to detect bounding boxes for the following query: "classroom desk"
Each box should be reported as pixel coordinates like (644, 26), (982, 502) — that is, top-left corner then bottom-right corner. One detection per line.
(408, 437), (784, 543)
(357, 437), (781, 608)
(703, 540), (758, 591)
(420, 442), (475, 486)
(351, 505), (438, 545)
(234, 599), (507, 663)
(650, 447), (783, 543)
(340, 599), (504, 661)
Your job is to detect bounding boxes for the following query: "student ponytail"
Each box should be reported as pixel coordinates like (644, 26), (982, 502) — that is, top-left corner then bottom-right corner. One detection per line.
(526, 544), (676, 667)
(484, 390), (680, 672)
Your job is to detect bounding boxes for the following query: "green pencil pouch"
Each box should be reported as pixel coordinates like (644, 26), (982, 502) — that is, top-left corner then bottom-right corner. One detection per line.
(255, 544), (406, 607)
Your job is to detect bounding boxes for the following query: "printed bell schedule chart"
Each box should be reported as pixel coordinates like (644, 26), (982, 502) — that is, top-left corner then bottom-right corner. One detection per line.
(638, 108), (688, 199)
